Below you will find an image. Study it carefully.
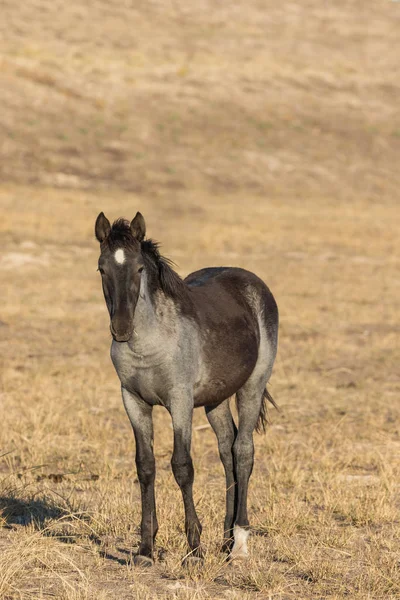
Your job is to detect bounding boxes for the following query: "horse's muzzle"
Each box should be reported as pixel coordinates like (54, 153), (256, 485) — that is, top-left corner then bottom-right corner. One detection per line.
(110, 324), (131, 343)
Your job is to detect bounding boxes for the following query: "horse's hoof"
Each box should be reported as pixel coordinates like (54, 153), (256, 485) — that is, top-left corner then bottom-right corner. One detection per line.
(182, 555), (204, 568)
(133, 554), (154, 568)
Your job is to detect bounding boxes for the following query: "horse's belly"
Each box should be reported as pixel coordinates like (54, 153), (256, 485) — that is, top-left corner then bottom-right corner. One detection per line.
(193, 377), (249, 407)
(193, 344), (258, 407)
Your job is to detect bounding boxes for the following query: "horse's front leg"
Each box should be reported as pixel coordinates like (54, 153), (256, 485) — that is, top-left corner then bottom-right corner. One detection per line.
(170, 395), (203, 563)
(122, 387), (158, 567)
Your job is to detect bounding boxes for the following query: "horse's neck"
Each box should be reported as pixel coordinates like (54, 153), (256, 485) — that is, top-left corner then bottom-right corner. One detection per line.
(129, 272), (173, 354)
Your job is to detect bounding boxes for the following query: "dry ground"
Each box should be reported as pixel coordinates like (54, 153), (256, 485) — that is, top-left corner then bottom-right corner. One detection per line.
(1, 1), (400, 599)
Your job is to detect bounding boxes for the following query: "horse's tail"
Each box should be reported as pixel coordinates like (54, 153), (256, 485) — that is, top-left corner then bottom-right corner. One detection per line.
(255, 387), (279, 434)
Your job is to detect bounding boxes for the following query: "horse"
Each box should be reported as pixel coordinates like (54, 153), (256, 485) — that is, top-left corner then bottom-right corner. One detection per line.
(94, 211), (279, 567)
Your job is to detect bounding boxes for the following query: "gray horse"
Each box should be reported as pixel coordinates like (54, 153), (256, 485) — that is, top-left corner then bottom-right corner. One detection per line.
(95, 212), (278, 566)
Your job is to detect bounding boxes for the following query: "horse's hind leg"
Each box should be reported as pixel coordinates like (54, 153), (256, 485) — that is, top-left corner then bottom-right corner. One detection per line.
(231, 378), (266, 560)
(205, 400), (238, 553)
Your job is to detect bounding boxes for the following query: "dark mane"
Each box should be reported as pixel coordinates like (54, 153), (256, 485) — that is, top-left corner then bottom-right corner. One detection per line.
(107, 219), (190, 305)
(141, 239), (190, 304)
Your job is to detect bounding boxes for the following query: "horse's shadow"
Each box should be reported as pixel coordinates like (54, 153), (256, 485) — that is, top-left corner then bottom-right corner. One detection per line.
(0, 494), (65, 528)
(0, 494), (135, 566)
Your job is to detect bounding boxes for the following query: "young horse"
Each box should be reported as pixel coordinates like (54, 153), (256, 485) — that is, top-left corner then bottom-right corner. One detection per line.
(95, 211), (278, 567)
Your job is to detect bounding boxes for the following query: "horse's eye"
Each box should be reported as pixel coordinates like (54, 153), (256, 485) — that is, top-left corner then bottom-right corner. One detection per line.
(138, 266), (144, 274)
(98, 267), (105, 275)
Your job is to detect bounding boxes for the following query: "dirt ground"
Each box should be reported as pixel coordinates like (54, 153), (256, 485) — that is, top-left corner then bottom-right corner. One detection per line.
(1, 1), (399, 598)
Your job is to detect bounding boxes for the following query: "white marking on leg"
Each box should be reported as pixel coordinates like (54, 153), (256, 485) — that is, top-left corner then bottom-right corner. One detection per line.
(114, 249), (125, 264)
(230, 525), (250, 559)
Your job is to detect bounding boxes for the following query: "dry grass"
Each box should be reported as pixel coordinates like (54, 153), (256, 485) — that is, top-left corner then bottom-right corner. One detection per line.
(1, 1), (400, 598)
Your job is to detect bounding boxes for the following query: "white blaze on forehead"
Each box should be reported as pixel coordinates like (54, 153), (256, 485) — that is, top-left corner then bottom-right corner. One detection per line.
(114, 249), (125, 265)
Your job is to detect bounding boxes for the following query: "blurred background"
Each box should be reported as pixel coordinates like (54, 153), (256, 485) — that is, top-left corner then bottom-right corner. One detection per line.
(0, 1), (399, 598)
(1, 0), (399, 201)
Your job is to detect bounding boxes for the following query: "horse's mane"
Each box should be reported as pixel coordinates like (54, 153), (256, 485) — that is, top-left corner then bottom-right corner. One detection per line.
(106, 219), (189, 304)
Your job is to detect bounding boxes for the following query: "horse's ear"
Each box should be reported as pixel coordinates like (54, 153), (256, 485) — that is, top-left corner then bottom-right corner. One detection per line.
(95, 212), (111, 243)
(130, 212), (146, 242)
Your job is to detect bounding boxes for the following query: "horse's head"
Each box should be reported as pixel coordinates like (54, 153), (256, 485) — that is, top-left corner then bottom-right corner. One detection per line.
(95, 212), (146, 342)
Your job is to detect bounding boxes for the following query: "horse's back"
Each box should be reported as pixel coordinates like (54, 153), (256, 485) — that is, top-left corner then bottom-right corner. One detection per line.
(185, 266), (278, 339)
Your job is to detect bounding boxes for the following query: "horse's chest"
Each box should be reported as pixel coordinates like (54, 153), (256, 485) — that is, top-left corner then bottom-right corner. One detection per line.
(110, 343), (171, 405)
